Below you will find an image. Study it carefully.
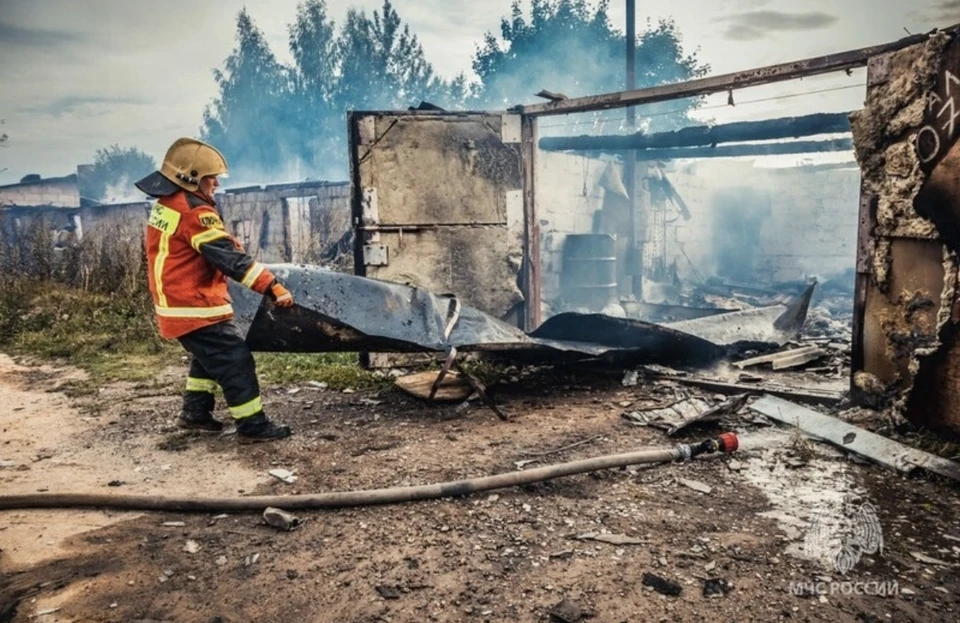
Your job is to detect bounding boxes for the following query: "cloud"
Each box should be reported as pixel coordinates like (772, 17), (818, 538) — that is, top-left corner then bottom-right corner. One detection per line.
(721, 11), (838, 41)
(0, 21), (86, 47)
(935, 0), (960, 13)
(918, 0), (960, 23)
(21, 96), (148, 118)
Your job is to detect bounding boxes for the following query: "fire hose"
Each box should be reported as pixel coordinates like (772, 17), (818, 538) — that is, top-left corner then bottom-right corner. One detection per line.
(0, 433), (738, 513)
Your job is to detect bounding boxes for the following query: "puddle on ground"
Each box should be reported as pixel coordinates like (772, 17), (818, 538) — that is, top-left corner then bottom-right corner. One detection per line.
(735, 428), (882, 573)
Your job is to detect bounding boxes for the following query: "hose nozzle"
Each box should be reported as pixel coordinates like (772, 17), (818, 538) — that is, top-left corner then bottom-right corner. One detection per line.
(718, 432), (738, 453)
(678, 432), (740, 461)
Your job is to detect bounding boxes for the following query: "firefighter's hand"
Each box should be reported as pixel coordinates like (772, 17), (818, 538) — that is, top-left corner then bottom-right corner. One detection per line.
(269, 282), (294, 307)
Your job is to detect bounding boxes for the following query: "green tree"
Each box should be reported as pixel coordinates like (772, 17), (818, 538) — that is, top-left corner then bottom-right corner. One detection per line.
(333, 0), (469, 112)
(83, 145), (155, 203)
(201, 8), (296, 180)
(282, 0), (470, 177)
(288, 0), (340, 171)
(472, 0), (709, 131)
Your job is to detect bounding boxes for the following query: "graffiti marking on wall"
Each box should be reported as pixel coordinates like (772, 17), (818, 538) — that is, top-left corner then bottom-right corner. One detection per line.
(917, 38), (960, 173)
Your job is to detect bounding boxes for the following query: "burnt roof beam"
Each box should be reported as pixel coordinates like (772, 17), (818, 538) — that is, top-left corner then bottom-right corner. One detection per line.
(553, 139), (854, 161)
(629, 138), (854, 161)
(538, 111), (853, 152)
(517, 26), (960, 117)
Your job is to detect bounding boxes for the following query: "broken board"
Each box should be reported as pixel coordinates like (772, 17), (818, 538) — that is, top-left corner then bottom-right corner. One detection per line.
(394, 370), (474, 402)
(750, 395), (960, 482)
(734, 345), (826, 370)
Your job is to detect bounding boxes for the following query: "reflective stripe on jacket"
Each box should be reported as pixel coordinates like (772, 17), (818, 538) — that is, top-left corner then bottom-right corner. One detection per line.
(145, 190), (276, 339)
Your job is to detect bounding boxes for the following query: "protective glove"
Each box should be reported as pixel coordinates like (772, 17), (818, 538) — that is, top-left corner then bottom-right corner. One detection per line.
(268, 282), (294, 307)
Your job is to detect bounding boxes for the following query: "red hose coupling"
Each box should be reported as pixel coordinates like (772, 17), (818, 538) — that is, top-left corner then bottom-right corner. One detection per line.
(718, 432), (739, 453)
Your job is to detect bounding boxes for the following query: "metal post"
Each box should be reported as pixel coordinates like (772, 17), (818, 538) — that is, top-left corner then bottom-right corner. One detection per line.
(625, 0), (642, 298)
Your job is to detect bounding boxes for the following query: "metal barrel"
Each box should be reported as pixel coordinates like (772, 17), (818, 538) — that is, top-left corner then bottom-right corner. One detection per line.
(560, 234), (618, 310)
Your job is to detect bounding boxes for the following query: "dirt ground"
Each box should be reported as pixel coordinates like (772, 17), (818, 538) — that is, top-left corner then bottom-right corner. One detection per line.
(2, 351), (960, 623)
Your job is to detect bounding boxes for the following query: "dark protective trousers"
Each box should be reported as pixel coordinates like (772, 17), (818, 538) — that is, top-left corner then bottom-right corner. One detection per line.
(177, 320), (264, 421)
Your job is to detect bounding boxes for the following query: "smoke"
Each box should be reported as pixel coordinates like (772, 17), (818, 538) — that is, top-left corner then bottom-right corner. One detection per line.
(225, 147), (348, 189)
(207, 2), (710, 186)
(710, 186), (772, 283)
(662, 159), (861, 287)
(100, 175), (150, 205)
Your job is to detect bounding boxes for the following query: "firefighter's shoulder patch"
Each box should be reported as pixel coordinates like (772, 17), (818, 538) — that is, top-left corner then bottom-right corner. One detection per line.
(148, 202), (181, 235)
(198, 212), (225, 230)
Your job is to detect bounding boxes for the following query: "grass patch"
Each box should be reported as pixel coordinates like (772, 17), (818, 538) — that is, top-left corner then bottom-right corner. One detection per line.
(0, 277), (389, 389)
(254, 352), (390, 390)
(0, 279), (180, 383)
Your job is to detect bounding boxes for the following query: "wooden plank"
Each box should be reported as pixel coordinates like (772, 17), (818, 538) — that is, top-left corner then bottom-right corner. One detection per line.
(771, 348), (827, 370)
(733, 345), (824, 370)
(653, 375), (843, 405)
(518, 27), (958, 117)
(750, 395), (960, 482)
(394, 370), (474, 402)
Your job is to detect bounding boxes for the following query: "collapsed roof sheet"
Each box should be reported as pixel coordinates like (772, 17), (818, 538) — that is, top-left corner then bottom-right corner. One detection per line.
(229, 265), (813, 367)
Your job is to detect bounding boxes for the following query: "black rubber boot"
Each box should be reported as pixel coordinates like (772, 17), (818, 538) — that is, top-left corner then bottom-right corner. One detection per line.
(235, 412), (292, 444)
(178, 411), (224, 432)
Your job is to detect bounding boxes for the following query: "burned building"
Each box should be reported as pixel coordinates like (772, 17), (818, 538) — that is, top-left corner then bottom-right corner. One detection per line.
(0, 175), (353, 269)
(344, 26), (960, 436)
(0, 173), (81, 209)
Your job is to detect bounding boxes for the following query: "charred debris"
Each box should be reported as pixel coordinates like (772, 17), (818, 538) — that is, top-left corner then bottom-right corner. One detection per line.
(228, 265), (960, 481)
(225, 27), (960, 477)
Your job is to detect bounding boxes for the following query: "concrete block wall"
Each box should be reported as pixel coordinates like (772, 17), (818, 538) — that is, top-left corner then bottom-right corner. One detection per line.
(667, 160), (861, 284)
(0, 176), (80, 209)
(78, 202), (150, 238)
(756, 167), (861, 282)
(218, 190), (287, 262)
(534, 153), (861, 304)
(218, 181), (350, 263)
(535, 151), (610, 304)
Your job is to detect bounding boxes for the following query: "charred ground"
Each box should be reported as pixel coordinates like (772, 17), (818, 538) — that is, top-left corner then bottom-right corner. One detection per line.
(2, 355), (959, 623)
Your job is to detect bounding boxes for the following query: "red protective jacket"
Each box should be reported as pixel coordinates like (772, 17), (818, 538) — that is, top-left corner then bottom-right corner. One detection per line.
(145, 189), (276, 339)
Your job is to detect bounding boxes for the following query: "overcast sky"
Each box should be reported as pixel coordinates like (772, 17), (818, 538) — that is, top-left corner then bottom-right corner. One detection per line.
(0, 0), (958, 185)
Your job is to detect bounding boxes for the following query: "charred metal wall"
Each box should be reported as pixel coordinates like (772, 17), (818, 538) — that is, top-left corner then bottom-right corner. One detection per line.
(349, 112), (525, 323)
(851, 31), (960, 434)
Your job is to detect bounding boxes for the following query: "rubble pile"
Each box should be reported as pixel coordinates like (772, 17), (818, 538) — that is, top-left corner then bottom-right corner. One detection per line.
(800, 304), (853, 342)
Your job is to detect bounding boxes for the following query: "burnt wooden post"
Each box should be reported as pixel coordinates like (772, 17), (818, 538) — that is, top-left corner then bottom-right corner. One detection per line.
(625, 0), (642, 298)
(850, 191), (877, 393)
(521, 114), (541, 331)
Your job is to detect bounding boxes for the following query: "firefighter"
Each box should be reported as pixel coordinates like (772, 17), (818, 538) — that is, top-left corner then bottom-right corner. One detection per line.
(134, 137), (293, 443)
